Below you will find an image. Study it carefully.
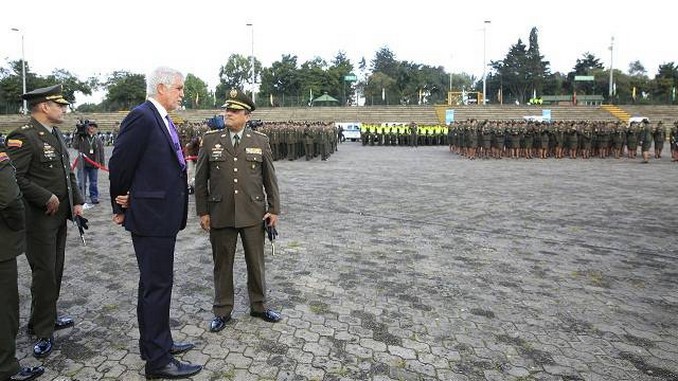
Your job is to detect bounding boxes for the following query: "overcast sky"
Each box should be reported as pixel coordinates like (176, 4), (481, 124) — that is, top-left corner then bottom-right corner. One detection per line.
(1, 0), (674, 105)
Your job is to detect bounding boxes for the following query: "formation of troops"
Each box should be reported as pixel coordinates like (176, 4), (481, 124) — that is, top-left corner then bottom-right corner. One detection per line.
(172, 120), (339, 162)
(357, 120), (678, 162)
(4, 118), (677, 164)
(448, 119), (676, 161)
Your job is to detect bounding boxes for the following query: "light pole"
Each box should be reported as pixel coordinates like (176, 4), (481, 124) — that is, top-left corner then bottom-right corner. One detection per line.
(246, 23), (255, 105)
(11, 27), (27, 115)
(608, 36), (614, 100)
(482, 20), (491, 105)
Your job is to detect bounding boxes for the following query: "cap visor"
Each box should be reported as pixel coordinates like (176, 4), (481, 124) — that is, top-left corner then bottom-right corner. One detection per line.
(222, 103), (246, 110)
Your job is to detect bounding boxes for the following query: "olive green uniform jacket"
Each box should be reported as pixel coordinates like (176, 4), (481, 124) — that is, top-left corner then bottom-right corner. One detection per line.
(195, 128), (280, 227)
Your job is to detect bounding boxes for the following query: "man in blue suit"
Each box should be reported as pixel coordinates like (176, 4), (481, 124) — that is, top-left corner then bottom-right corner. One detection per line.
(108, 67), (201, 380)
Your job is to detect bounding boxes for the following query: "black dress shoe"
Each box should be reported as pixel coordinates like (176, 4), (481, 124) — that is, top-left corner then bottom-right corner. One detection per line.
(8, 366), (45, 381)
(141, 341), (195, 360)
(54, 316), (75, 331)
(209, 315), (231, 332)
(250, 309), (282, 323)
(145, 358), (202, 380)
(170, 342), (195, 355)
(33, 337), (53, 358)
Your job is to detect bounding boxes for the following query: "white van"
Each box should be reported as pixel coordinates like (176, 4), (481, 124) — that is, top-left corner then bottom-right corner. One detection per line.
(628, 116), (649, 125)
(336, 122), (361, 142)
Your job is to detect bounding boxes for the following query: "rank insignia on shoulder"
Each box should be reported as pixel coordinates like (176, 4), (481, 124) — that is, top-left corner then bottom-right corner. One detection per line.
(7, 139), (23, 148)
(21, 124), (31, 130)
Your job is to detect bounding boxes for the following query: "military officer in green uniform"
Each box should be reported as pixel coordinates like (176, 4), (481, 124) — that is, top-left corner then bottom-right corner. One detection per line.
(0, 145), (45, 381)
(5, 85), (84, 359)
(195, 89), (282, 333)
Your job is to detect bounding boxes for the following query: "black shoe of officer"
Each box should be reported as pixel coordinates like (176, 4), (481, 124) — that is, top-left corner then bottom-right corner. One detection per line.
(33, 336), (53, 358)
(209, 315), (231, 332)
(145, 358), (202, 379)
(169, 342), (195, 355)
(54, 316), (75, 331)
(8, 366), (45, 381)
(250, 309), (282, 323)
(28, 316), (76, 334)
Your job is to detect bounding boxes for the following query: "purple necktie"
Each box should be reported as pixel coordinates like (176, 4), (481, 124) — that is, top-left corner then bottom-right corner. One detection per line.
(166, 115), (186, 170)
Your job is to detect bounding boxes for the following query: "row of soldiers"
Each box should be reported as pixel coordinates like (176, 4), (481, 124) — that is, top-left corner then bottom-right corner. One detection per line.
(448, 119), (677, 161)
(360, 124), (446, 146)
(172, 120), (340, 162)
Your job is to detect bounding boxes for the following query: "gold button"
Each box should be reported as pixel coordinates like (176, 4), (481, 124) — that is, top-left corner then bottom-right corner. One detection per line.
(234, 190), (239, 194)
(234, 179), (238, 183)
(234, 168), (238, 172)
(234, 157), (238, 161)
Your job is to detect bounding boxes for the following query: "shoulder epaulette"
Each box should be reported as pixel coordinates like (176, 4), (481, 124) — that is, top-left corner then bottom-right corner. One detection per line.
(252, 130), (267, 137)
(20, 124), (32, 130)
(204, 129), (219, 135)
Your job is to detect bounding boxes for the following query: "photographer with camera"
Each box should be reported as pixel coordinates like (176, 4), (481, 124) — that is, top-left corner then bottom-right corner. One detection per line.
(72, 120), (105, 204)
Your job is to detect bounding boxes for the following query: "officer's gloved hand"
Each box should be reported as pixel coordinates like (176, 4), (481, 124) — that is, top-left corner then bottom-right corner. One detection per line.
(75, 215), (89, 230)
(265, 224), (278, 242)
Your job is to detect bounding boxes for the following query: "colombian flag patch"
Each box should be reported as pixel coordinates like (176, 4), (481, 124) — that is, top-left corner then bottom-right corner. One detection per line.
(7, 139), (23, 148)
(0, 152), (8, 162)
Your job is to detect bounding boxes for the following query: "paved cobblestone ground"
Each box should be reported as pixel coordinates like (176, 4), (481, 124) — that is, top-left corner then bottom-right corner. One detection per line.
(14, 143), (678, 381)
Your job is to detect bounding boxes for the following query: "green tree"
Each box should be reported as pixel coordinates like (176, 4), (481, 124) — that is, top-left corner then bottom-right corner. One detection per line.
(567, 53), (604, 95)
(364, 72), (396, 105)
(183, 73), (211, 109)
(45, 69), (93, 104)
(328, 51), (354, 106)
(102, 71), (146, 111)
(494, 39), (531, 103)
(371, 47), (399, 79)
(259, 54), (301, 106)
(626, 60), (650, 104)
(0, 60), (27, 113)
(628, 60), (647, 77)
(653, 62), (678, 104)
(216, 54), (259, 105)
(300, 57), (333, 104)
(525, 27), (550, 98)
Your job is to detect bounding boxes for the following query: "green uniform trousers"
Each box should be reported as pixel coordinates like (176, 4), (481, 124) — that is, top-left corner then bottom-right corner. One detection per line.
(209, 224), (267, 317)
(0, 257), (20, 380)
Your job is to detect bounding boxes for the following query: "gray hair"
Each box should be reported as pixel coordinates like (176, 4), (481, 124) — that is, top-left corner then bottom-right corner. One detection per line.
(146, 67), (184, 97)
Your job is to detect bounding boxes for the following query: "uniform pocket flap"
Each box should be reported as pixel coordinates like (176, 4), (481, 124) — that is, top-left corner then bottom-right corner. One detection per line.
(246, 154), (263, 162)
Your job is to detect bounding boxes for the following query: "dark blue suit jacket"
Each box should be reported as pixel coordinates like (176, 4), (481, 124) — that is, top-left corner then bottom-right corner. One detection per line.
(109, 100), (188, 236)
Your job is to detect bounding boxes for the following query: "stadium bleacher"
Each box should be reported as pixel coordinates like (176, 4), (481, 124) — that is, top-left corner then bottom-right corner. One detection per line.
(1, 105), (677, 133)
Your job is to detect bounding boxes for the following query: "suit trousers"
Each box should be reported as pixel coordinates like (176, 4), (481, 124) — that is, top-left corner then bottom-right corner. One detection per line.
(24, 201), (68, 338)
(0, 258), (20, 379)
(210, 224), (267, 316)
(132, 234), (175, 372)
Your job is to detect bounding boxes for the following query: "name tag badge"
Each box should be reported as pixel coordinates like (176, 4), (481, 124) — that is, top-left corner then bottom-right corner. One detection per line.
(245, 147), (262, 155)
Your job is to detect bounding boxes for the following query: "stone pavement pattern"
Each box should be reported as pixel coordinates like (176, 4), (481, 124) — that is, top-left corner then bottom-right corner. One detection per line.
(13, 144), (678, 381)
